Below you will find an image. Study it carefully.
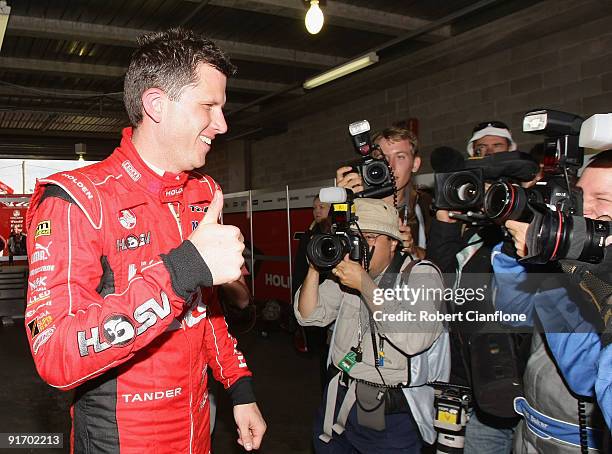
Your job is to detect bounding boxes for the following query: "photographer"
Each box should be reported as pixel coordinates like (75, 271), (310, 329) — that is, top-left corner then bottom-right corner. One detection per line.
(295, 198), (449, 453)
(336, 122), (431, 259)
(426, 120), (524, 454)
(492, 150), (612, 450)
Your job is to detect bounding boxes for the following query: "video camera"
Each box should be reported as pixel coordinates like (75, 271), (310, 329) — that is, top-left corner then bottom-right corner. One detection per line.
(431, 110), (611, 264)
(432, 149), (539, 213)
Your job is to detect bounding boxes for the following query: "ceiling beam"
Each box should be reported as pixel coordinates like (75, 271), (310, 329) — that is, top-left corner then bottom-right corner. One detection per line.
(0, 56), (125, 78)
(0, 128), (120, 140)
(0, 106), (125, 118)
(6, 15), (344, 69)
(207, 0), (451, 40)
(0, 85), (257, 112)
(0, 57), (291, 94)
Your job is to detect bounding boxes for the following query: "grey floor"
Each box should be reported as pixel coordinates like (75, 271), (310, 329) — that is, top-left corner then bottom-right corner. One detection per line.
(0, 322), (321, 453)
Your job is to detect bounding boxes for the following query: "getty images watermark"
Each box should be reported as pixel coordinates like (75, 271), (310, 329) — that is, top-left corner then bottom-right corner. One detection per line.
(371, 283), (528, 324)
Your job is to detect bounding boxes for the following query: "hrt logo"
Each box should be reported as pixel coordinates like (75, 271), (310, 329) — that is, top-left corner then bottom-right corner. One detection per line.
(77, 291), (171, 356)
(117, 232), (151, 251)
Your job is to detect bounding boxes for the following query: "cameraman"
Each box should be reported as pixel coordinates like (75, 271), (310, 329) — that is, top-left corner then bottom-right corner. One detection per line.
(295, 199), (450, 453)
(493, 150), (612, 450)
(427, 120), (523, 454)
(336, 122), (431, 258)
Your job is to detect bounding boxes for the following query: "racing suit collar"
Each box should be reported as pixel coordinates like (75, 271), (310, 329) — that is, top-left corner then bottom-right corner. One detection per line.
(115, 127), (190, 204)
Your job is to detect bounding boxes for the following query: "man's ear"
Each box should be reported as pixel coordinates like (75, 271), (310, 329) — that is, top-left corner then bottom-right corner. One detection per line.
(412, 155), (422, 174)
(141, 88), (165, 124)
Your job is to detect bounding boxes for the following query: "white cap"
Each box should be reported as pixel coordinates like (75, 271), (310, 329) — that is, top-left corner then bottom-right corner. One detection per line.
(467, 125), (517, 156)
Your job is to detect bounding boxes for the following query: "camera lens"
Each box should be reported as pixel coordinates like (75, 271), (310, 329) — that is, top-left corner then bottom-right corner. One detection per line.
(320, 237), (339, 261)
(457, 182), (477, 202)
(530, 211), (611, 264)
(363, 160), (389, 186)
(483, 182), (529, 222)
(444, 172), (483, 208)
(306, 234), (348, 270)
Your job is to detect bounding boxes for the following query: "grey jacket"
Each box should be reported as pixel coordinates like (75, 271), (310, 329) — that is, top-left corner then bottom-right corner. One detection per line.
(295, 258), (450, 444)
(514, 333), (607, 454)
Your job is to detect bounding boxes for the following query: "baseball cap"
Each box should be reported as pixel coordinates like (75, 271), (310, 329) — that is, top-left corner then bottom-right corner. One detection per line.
(352, 199), (402, 243)
(467, 121), (517, 156)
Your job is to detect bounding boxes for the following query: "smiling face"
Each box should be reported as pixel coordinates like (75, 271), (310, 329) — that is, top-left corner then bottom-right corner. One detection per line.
(577, 166), (612, 220)
(158, 63), (228, 173)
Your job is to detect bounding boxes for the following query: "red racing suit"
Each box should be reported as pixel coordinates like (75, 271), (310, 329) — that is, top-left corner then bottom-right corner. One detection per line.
(24, 128), (254, 454)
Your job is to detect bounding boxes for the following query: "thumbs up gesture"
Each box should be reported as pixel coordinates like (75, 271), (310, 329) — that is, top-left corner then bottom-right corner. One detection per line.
(188, 191), (245, 285)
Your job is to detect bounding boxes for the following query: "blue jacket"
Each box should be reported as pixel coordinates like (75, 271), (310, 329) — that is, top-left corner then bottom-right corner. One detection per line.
(491, 244), (610, 431)
(596, 344), (612, 429)
(491, 244), (601, 395)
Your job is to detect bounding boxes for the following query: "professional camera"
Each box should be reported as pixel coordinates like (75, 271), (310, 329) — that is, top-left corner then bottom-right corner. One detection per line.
(482, 109), (585, 224)
(525, 206), (611, 264)
(346, 120), (396, 200)
(432, 383), (471, 454)
(306, 188), (368, 271)
(431, 148), (539, 212)
(517, 110), (612, 264)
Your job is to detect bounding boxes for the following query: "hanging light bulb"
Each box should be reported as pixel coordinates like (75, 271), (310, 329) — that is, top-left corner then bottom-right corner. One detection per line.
(305, 0), (324, 35)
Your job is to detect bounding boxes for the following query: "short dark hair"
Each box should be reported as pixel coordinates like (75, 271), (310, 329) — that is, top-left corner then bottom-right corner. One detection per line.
(586, 149), (612, 169)
(124, 27), (237, 126)
(372, 122), (419, 156)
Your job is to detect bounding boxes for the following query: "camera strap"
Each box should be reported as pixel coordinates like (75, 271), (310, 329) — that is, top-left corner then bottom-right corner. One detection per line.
(366, 250), (417, 385)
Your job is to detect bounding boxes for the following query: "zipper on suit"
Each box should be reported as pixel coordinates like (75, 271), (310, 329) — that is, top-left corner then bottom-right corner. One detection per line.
(168, 203), (183, 241)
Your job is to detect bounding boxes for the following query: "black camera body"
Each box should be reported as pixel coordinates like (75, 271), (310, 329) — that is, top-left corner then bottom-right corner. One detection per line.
(306, 200), (366, 271)
(483, 175), (583, 224)
(351, 157), (393, 193)
(346, 120), (395, 199)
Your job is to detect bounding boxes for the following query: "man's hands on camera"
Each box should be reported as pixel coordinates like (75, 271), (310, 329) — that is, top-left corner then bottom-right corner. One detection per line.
(336, 166), (364, 193)
(436, 209), (459, 224)
(505, 220), (530, 258)
(331, 254), (368, 292)
(188, 191), (245, 285)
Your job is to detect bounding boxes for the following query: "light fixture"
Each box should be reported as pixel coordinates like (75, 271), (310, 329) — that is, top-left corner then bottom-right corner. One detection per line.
(305, 0), (324, 35)
(303, 52), (379, 90)
(0, 1), (11, 52)
(75, 143), (86, 162)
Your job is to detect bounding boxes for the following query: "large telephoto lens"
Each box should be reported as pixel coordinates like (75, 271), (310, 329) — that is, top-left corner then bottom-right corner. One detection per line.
(444, 172), (483, 209)
(363, 159), (390, 187)
(531, 212), (611, 263)
(306, 234), (348, 270)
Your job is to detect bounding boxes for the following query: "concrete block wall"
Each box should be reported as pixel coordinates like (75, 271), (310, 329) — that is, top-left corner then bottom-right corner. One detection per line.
(206, 2), (612, 192)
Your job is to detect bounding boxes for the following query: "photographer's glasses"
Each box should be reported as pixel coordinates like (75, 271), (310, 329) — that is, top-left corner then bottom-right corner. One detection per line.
(363, 233), (382, 244)
(472, 121), (510, 133)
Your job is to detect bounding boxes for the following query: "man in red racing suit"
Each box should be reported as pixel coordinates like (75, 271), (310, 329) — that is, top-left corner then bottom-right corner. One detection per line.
(24, 28), (266, 454)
